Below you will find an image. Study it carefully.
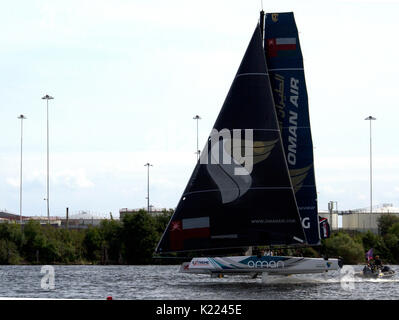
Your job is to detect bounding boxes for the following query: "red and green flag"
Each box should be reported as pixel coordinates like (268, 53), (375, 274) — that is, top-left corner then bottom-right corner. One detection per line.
(266, 37), (297, 57)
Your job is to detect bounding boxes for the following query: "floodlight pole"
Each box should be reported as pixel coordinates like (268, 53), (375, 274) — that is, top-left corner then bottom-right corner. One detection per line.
(365, 115), (376, 230)
(18, 114), (27, 226)
(193, 115), (201, 161)
(144, 163), (153, 213)
(42, 94), (54, 224)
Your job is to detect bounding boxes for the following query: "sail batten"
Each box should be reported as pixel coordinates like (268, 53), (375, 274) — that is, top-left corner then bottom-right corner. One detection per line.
(235, 72), (269, 78)
(155, 24), (306, 254)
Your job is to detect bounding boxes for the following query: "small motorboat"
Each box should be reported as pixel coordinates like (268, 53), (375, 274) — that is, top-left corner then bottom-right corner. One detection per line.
(355, 265), (395, 279)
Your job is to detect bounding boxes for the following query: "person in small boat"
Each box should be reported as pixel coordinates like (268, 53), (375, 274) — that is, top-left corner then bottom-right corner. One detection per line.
(373, 255), (392, 273)
(368, 257), (377, 273)
(374, 255), (382, 270)
(363, 264), (373, 275)
(363, 258), (374, 274)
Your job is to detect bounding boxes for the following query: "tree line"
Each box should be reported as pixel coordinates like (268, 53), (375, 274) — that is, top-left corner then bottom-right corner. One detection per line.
(0, 209), (172, 265)
(1, 211), (399, 265)
(321, 215), (399, 265)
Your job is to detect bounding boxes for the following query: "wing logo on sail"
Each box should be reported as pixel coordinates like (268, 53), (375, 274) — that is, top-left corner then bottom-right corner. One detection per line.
(206, 137), (252, 204)
(206, 135), (278, 204)
(250, 139), (279, 165)
(289, 164), (312, 193)
(230, 138), (278, 165)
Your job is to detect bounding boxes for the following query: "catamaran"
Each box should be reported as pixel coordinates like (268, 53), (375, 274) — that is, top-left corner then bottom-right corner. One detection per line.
(155, 11), (343, 277)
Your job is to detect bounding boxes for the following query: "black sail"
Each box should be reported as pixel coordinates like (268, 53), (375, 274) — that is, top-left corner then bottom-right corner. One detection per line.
(155, 25), (306, 254)
(263, 12), (321, 245)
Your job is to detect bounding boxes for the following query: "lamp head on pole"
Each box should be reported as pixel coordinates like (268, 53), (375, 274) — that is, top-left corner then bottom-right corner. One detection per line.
(18, 114), (27, 120)
(42, 94), (54, 100)
(364, 116), (376, 121)
(193, 115), (201, 120)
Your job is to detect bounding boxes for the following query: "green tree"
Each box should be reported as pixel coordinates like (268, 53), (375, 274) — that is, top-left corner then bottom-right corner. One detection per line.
(153, 209), (173, 235)
(0, 223), (24, 249)
(377, 215), (399, 236)
(83, 227), (104, 262)
(121, 210), (158, 264)
(383, 234), (399, 264)
(387, 222), (399, 237)
(100, 219), (122, 263)
(22, 220), (47, 263)
(322, 232), (364, 264)
(357, 230), (392, 263)
(0, 239), (22, 264)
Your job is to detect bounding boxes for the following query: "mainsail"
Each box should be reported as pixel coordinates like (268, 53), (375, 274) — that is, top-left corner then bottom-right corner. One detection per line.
(156, 24), (306, 254)
(263, 12), (321, 245)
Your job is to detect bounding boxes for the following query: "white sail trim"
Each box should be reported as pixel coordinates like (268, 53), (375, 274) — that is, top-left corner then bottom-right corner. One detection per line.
(268, 68), (303, 71)
(235, 72), (268, 78)
(293, 236), (304, 243)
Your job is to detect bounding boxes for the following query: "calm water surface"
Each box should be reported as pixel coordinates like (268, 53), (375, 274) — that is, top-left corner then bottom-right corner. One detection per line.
(0, 265), (398, 300)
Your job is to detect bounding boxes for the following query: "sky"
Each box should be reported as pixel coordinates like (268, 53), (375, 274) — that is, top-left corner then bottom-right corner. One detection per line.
(1, 0), (399, 218)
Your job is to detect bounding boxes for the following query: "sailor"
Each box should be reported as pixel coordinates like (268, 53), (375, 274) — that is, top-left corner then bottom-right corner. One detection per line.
(363, 264), (372, 275)
(368, 257), (377, 273)
(374, 255), (382, 270)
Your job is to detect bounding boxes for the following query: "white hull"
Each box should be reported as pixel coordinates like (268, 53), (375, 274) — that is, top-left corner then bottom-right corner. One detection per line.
(180, 255), (342, 276)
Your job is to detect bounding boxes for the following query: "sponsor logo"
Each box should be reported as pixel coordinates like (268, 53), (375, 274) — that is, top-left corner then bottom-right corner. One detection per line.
(251, 219), (296, 224)
(301, 217), (310, 229)
(191, 259), (210, 266)
(247, 260), (285, 269)
(326, 262), (332, 268)
(273, 73), (285, 130)
(272, 13), (279, 22)
(287, 77), (299, 166)
(290, 165), (312, 193)
(202, 129), (278, 204)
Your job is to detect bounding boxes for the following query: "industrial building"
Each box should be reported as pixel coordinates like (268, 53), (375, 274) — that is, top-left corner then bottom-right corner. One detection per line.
(0, 209), (109, 229)
(119, 207), (171, 220)
(319, 203), (399, 234)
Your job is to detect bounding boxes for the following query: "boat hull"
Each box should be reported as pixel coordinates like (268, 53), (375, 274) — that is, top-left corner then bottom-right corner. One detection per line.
(355, 270), (395, 279)
(179, 255), (341, 276)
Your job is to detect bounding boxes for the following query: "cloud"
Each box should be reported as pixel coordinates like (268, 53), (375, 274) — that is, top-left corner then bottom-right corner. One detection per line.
(5, 177), (19, 188)
(53, 169), (94, 189)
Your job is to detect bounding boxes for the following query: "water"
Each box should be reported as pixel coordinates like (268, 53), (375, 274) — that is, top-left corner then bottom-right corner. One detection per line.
(0, 265), (398, 300)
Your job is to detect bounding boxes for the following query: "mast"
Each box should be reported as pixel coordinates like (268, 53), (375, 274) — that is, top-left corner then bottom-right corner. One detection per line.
(259, 10), (265, 43)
